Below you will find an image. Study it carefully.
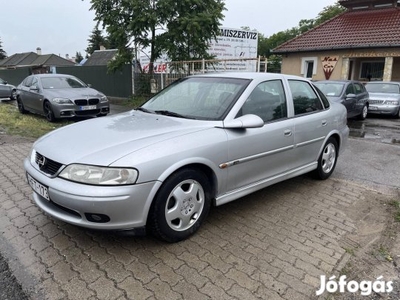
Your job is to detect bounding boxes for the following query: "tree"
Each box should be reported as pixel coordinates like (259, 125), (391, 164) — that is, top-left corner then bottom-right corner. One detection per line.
(86, 25), (107, 56)
(0, 38), (7, 60)
(75, 51), (84, 63)
(257, 0), (345, 73)
(161, 0), (225, 61)
(88, 0), (225, 72)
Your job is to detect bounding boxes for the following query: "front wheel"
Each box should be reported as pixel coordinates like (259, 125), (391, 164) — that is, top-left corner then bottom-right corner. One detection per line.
(148, 168), (212, 242)
(313, 137), (338, 180)
(10, 89), (17, 100)
(358, 105), (368, 120)
(17, 97), (28, 114)
(44, 101), (56, 122)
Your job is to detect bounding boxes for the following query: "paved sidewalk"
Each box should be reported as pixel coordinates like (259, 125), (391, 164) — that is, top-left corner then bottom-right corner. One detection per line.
(0, 135), (398, 299)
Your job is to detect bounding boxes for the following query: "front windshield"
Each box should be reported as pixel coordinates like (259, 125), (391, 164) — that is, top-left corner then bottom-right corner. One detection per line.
(365, 83), (400, 94)
(41, 77), (87, 89)
(314, 83), (344, 97)
(141, 77), (250, 120)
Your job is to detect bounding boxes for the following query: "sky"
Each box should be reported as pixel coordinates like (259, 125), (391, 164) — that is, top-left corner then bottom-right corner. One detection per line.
(0, 0), (337, 59)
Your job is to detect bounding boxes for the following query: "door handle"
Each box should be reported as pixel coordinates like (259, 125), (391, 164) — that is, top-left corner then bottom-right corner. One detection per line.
(322, 120), (327, 126)
(284, 129), (292, 136)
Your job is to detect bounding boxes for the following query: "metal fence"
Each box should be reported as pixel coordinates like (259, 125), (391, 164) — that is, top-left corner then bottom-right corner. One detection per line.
(135, 57), (266, 95)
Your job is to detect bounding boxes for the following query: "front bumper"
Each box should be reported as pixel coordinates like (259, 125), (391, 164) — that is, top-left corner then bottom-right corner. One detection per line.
(54, 103), (110, 118)
(368, 104), (399, 116)
(24, 158), (161, 230)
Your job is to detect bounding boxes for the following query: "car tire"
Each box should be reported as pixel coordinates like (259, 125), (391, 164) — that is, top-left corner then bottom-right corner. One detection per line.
(395, 108), (400, 119)
(44, 101), (56, 122)
(97, 113), (108, 117)
(10, 89), (17, 101)
(17, 97), (28, 114)
(358, 105), (368, 120)
(148, 168), (212, 242)
(313, 137), (338, 180)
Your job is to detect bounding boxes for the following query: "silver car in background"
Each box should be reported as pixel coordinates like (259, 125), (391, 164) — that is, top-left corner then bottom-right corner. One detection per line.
(24, 73), (349, 242)
(16, 74), (109, 122)
(365, 81), (400, 118)
(0, 77), (16, 100)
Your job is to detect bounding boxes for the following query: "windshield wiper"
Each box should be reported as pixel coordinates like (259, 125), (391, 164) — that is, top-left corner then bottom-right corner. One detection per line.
(136, 107), (154, 113)
(154, 110), (190, 119)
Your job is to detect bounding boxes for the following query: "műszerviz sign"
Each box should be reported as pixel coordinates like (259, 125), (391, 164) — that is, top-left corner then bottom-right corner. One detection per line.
(219, 28), (257, 40)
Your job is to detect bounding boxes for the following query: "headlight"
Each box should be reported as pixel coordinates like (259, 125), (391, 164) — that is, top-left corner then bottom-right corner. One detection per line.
(385, 101), (399, 105)
(59, 164), (138, 185)
(100, 95), (108, 103)
(52, 97), (73, 104)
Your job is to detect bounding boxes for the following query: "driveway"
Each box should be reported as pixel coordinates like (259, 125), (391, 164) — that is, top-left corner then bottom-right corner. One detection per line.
(0, 116), (399, 299)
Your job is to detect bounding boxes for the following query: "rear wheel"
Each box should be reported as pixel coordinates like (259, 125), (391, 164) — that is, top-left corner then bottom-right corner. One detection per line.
(17, 97), (28, 114)
(358, 105), (368, 120)
(10, 89), (17, 100)
(148, 168), (212, 242)
(313, 137), (338, 180)
(44, 101), (56, 122)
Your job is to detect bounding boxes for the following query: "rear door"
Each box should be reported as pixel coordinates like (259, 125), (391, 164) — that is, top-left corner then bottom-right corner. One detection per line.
(353, 82), (368, 116)
(288, 80), (332, 169)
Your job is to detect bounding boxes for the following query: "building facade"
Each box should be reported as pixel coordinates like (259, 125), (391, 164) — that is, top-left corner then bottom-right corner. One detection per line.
(273, 0), (400, 82)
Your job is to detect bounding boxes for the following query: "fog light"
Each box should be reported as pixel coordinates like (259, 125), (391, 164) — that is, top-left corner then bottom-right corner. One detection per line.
(85, 213), (110, 223)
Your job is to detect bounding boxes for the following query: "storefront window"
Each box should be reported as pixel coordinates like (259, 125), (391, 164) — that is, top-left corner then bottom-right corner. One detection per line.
(360, 61), (384, 80)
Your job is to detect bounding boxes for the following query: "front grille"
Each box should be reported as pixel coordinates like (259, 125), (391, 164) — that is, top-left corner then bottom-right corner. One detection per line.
(369, 100), (384, 104)
(74, 98), (100, 106)
(35, 152), (63, 176)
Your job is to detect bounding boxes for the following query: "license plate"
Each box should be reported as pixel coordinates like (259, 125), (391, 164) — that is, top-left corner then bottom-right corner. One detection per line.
(27, 173), (50, 201)
(80, 105), (96, 111)
(369, 106), (378, 110)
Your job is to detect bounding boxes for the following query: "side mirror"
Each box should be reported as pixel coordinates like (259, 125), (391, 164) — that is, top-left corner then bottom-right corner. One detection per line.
(223, 114), (264, 129)
(3, 81), (8, 85)
(87, 83), (92, 88)
(346, 93), (356, 100)
(30, 85), (39, 91)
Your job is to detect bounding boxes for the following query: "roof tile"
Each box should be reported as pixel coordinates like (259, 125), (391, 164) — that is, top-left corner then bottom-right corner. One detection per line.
(273, 7), (400, 53)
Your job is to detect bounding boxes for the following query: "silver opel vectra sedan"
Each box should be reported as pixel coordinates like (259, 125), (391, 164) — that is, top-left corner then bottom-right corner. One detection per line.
(24, 73), (349, 242)
(16, 74), (109, 122)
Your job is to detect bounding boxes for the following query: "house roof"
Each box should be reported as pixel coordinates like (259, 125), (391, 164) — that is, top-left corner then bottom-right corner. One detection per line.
(0, 52), (75, 68)
(84, 49), (118, 66)
(273, 7), (400, 54)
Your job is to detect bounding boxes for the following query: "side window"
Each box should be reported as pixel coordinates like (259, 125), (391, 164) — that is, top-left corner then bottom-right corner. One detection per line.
(31, 77), (38, 88)
(288, 80), (324, 116)
(346, 84), (355, 95)
(239, 80), (287, 122)
(314, 85), (330, 109)
(354, 83), (363, 94)
(23, 76), (33, 87)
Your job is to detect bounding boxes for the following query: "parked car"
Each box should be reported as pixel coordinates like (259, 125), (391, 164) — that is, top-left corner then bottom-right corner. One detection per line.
(314, 80), (369, 119)
(0, 77), (17, 100)
(16, 74), (109, 122)
(364, 81), (400, 118)
(24, 73), (349, 242)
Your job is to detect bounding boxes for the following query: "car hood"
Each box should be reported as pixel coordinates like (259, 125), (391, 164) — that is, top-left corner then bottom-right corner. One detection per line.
(367, 92), (400, 101)
(34, 111), (218, 166)
(43, 87), (105, 99)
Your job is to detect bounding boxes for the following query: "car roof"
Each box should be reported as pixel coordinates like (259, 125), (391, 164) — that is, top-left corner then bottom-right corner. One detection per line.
(33, 74), (76, 78)
(188, 72), (307, 81)
(314, 80), (360, 84)
(365, 81), (400, 84)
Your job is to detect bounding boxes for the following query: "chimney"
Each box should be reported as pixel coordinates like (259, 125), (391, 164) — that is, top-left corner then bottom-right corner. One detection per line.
(100, 45), (106, 51)
(36, 47), (42, 55)
(66, 54), (70, 59)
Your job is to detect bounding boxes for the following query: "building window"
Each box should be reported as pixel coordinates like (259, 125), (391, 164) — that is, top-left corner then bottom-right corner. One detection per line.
(360, 61), (384, 80)
(301, 57), (317, 78)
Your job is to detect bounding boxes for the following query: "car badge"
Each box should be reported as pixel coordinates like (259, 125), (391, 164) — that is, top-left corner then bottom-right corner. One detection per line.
(37, 156), (47, 170)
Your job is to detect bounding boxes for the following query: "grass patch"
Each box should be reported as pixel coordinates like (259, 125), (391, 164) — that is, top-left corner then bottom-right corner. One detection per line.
(389, 200), (400, 222)
(0, 103), (72, 139)
(113, 96), (149, 108)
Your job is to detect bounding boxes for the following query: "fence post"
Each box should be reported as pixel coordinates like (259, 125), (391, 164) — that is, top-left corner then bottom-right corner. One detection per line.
(202, 59), (205, 73)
